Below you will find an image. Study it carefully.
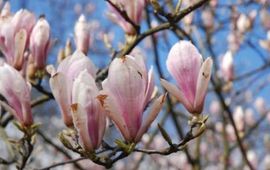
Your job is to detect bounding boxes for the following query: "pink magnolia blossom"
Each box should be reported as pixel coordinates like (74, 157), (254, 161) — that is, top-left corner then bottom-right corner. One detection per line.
(101, 55), (165, 143)
(107, 0), (146, 35)
(48, 51), (97, 127)
(260, 9), (270, 30)
(0, 2), (10, 17)
(0, 9), (36, 70)
(227, 31), (243, 53)
(201, 9), (214, 29)
(71, 70), (106, 151)
(161, 41), (212, 114)
(0, 61), (33, 126)
(74, 15), (90, 55)
(236, 11), (256, 33)
(245, 108), (255, 127)
(254, 97), (266, 115)
(29, 16), (51, 70)
(220, 51), (234, 81)
(259, 31), (270, 51)
(233, 106), (244, 132)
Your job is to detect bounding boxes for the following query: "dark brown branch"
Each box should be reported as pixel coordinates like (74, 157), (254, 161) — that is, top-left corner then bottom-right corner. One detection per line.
(36, 157), (86, 170)
(37, 130), (84, 170)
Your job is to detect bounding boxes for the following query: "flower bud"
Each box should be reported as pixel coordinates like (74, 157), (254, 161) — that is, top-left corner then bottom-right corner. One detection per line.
(74, 15), (90, 55)
(71, 70), (106, 151)
(0, 9), (36, 70)
(107, 0), (146, 35)
(161, 41), (213, 115)
(0, 62), (33, 126)
(220, 51), (234, 82)
(29, 16), (51, 70)
(48, 51), (97, 127)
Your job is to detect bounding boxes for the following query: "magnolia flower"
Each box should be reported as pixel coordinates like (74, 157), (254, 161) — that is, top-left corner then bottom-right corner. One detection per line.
(48, 51), (97, 127)
(246, 150), (258, 168)
(245, 108), (255, 126)
(0, 62), (33, 126)
(29, 16), (51, 70)
(0, 9), (36, 70)
(233, 106), (244, 132)
(254, 97), (266, 115)
(161, 41), (212, 115)
(259, 31), (270, 51)
(0, 2), (10, 17)
(227, 31), (242, 53)
(201, 9), (214, 29)
(226, 124), (236, 141)
(71, 70), (106, 151)
(260, 9), (270, 30)
(107, 0), (146, 35)
(74, 15), (90, 55)
(101, 55), (165, 143)
(263, 154), (270, 168)
(220, 51), (234, 81)
(182, 0), (195, 30)
(236, 11), (256, 34)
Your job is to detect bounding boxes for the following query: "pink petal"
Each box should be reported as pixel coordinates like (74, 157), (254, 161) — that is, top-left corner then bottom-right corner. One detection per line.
(127, 53), (147, 78)
(0, 100), (20, 122)
(99, 90), (131, 141)
(221, 51), (234, 81)
(72, 70), (98, 105)
(1, 2), (11, 17)
(160, 78), (193, 112)
(194, 58), (213, 114)
(144, 67), (155, 107)
(57, 51), (97, 101)
(49, 72), (73, 126)
(166, 40), (202, 106)
(74, 15), (90, 54)
(30, 17), (50, 69)
(58, 50), (97, 79)
(71, 103), (93, 151)
(13, 29), (27, 70)
(0, 63), (32, 125)
(106, 56), (146, 140)
(135, 94), (166, 143)
(72, 71), (106, 149)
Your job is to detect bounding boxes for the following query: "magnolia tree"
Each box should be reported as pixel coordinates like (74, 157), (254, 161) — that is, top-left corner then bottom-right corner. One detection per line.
(0, 0), (269, 169)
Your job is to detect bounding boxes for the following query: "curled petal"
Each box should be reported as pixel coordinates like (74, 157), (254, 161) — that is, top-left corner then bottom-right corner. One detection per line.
(144, 67), (155, 107)
(194, 58), (213, 113)
(99, 90), (131, 142)
(160, 78), (192, 112)
(135, 94), (166, 143)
